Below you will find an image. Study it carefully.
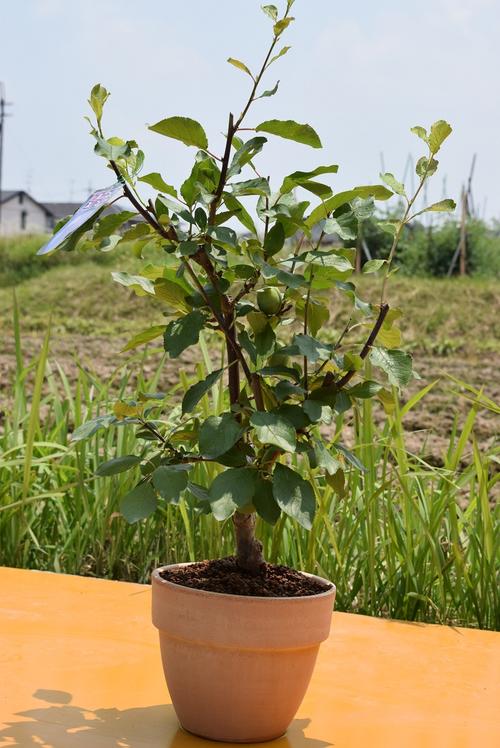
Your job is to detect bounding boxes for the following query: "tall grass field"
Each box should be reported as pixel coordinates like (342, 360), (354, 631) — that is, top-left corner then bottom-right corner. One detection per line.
(0, 236), (498, 629)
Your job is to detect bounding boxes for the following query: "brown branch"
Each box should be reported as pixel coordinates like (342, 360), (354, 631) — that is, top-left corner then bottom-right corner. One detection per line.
(251, 373), (265, 411)
(226, 313), (241, 410)
(109, 160), (177, 242)
(209, 112), (235, 226)
(333, 302), (390, 390)
(183, 259), (257, 404)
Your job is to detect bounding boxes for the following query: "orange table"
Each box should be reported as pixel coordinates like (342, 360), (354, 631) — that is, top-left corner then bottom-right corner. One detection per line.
(0, 567), (498, 748)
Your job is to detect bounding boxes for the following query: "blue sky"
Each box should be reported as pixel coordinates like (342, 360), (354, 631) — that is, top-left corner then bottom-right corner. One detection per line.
(2, 0), (499, 219)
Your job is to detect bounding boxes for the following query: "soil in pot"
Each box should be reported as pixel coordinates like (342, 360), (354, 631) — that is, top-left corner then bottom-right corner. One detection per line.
(159, 556), (331, 597)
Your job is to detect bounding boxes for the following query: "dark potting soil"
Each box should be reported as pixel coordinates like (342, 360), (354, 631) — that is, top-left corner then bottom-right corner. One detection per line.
(159, 556), (332, 597)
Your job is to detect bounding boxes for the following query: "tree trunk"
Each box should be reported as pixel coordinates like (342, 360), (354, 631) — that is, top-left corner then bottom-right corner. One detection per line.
(232, 512), (265, 574)
(226, 313), (240, 409)
(224, 311), (265, 574)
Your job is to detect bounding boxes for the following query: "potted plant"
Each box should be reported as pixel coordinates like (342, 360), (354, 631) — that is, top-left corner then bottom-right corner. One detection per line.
(38, 1), (454, 741)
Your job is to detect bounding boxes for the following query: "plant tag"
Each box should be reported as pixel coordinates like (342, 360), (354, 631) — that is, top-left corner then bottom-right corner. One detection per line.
(37, 181), (124, 255)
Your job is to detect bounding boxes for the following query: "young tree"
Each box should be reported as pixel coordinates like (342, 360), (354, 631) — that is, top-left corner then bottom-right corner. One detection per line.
(39, 0), (454, 575)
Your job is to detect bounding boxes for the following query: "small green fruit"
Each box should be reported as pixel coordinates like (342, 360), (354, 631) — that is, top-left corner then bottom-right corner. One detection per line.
(257, 287), (282, 316)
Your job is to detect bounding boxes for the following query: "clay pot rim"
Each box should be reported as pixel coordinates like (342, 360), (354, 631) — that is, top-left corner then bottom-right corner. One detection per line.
(152, 562), (335, 602)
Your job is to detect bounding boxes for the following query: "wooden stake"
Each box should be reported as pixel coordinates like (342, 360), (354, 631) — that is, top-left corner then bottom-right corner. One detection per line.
(459, 185), (468, 276)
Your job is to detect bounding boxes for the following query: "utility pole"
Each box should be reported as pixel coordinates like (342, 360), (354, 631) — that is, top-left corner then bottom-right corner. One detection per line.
(0, 82), (13, 228)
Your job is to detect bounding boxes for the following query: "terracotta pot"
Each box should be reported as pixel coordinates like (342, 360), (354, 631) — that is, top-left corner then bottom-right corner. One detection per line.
(151, 563), (335, 743)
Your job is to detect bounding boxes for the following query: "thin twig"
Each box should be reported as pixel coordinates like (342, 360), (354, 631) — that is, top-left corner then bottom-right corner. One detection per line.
(335, 303), (390, 389)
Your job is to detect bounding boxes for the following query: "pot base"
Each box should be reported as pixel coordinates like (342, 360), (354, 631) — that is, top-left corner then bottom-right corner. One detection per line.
(152, 563), (335, 744)
(180, 723), (286, 744)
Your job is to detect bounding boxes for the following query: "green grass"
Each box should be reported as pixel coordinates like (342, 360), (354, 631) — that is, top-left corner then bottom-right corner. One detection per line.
(1, 305), (498, 630)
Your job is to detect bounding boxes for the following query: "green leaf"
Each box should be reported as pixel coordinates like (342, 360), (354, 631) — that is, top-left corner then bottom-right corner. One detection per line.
(380, 172), (406, 197)
(303, 400), (333, 424)
(207, 225), (238, 247)
(199, 413), (243, 458)
(306, 299), (330, 337)
(352, 197), (376, 221)
(274, 403), (309, 429)
(178, 240), (199, 256)
(362, 259), (387, 274)
(415, 199), (456, 217)
(280, 164), (338, 194)
(343, 352), (363, 371)
(305, 249), (353, 274)
(296, 297), (329, 336)
(121, 222), (151, 241)
(231, 178), (270, 197)
(305, 185), (393, 228)
(255, 324), (276, 359)
(149, 116), (208, 149)
(154, 278), (191, 312)
(93, 135), (133, 161)
(257, 81), (280, 99)
(227, 57), (253, 78)
(370, 347), (413, 387)
(121, 325), (165, 352)
(95, 455), (141, 477)
(259, 365), (300, 383)
(111, 272), (154, 296)
(261, 4), (278, 21)
(335, 443), (367, 472)
(274, 17), (294, 36)
(272, 464), (315, 530)
(223, 193), (258, 234)
(253, 476), (281, 524)
(264, 222), (285, 256)
(256, 119), (322, 148)
(227, 137), (267, 178)
(70, 414), (116, 442)
(377, 321), (402, 348)
(323, 211), (357, 241)
(268, 45), (291, 67)
(182, 369), (223, 415)
(311, 441), (341, 475)
(152, 466), (189, 503)
(93, 211), (136, 239)
(120, 483), (157, 523)
(209, 468), (256, 519)
(261, 260), (305, 288)
(377, 220), (402, 237)
(411, 125), (428, 144)
(163, 311), (205, 358)
(138, 172), (177, 197)
(294, 334), (332, 363)
(415, 156), (438, 178)
(428, 120), (452, 153)
(297, 181), (332, 198)
(88, 84), (109, 126)
(250, 412), (296, 452)
(215, 444), (252, 468)
(347, 380), (383, 399)
(335, 280), (371, 315)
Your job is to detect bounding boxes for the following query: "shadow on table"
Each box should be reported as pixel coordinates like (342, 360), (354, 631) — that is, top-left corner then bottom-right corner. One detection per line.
(0, 689), (332, 748)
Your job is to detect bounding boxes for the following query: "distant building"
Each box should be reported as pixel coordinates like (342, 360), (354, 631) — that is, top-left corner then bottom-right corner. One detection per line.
(0, 190), (122, 236)
(0, 190), (53, 235)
